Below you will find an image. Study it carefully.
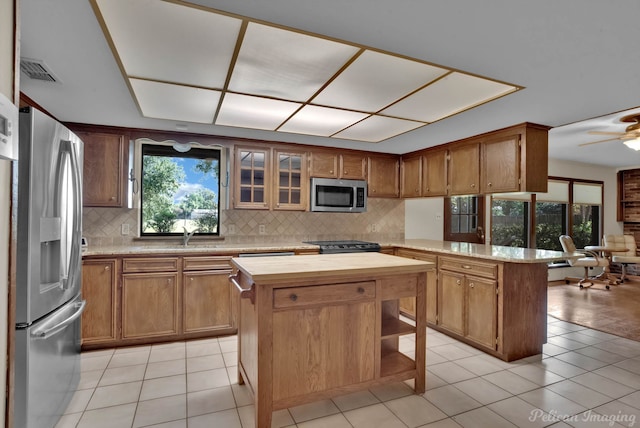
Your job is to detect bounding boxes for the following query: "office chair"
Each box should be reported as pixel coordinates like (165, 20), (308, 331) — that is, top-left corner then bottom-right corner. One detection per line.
(559, 235), (610, 289)
(603, 234), (640, 283)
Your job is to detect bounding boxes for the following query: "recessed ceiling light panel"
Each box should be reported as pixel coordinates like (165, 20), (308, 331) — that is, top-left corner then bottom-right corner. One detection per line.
(333, 115), (424, 143)
(130, 78), (220, 123)
(96, 0), (241, 88)
(216, 93), (301, 130)
(229, 23), (359, 101)
(278, 105), (369, 137)
(382, 72), (518, 122)
(312, 50), (448, 112)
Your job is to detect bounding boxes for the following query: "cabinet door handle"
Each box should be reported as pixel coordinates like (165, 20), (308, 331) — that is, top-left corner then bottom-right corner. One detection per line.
(290, 294), (298, 302)
(456, 279), (461, 285)
(357, 287), (365, 294)
(470, 183), (475, 188)
(469, 283), (475, 288)
(488, 182), (493, 187)
(462, 265), (472, 269)
(104, 266), (110, 271)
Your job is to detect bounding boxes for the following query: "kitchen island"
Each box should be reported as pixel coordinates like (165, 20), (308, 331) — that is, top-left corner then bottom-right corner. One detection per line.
(230, 252), (435, 428)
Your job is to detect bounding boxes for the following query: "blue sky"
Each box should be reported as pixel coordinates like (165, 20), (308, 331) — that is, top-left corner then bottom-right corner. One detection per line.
(172, 157), (219, 204)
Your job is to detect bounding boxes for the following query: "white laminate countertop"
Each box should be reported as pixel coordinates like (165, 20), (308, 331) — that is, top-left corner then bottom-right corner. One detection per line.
(82, 238), (571, 263)
(383, 239), (570, 263)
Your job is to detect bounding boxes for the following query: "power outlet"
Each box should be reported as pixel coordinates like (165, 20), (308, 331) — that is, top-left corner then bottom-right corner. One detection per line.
(371, 223), (377, 232)
(258, 224), (266, 235)
(121, 223), (130, 235)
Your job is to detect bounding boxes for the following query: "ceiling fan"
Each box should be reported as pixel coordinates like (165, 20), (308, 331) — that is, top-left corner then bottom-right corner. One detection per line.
(580, 113), (640, 148)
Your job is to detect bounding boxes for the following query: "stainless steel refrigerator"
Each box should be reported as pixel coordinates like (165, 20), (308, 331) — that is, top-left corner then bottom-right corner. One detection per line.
(13, 107), (85, 428)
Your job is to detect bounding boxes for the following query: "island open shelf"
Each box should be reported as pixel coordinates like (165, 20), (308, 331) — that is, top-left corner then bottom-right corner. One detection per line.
(230, 252), (435, 428)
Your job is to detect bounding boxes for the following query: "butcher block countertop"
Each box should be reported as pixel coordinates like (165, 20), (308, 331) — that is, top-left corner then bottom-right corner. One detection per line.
(231, 252), (434, 284)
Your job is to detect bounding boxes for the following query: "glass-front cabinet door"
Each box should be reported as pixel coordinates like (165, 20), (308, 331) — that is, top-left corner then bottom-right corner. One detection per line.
(274, 149), (308, 211)
(234, 146), (270, 209)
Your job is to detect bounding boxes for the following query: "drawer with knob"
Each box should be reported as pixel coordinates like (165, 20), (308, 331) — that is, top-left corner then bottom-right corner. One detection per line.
(439, 256), (497, 279)
(273, 281), (375, 309)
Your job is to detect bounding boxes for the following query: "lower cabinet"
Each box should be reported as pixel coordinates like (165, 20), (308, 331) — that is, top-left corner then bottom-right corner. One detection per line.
(183, 256), (234, 334)
(81, 259), (118, 345)
(396, 249), (437, 324)
(438, 257), (498, 350)
(81, 253), (237, 349)
(122, 272), (179, 339)
(439, 269), (497, 350)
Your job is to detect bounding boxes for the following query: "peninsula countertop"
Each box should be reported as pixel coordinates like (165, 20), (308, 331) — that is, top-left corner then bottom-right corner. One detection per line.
(231, 252), (434, 284)
(382, 239), (570, 264)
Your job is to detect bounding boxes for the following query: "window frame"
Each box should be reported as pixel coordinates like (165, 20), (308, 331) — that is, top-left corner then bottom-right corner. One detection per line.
(138, 142), (222, 237)
(489, 177), (604, 250)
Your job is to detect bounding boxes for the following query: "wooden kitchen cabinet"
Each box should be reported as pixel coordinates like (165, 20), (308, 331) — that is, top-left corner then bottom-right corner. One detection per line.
(438, 256), (498, 351)
(273, 149), (307, 210)
(395, 248), (437, 324)
(309, 151), (367, 180)
(448, 143), (480, 195)
(400, 156), (422, 198)
(234, 145), (271, 209)
(121, 257), (179, 339)
(481, 133), (521, 193)
(182, 256), (235, 334)
(81, 259), (118, 345)
(77, 131), (127, 207)
(367, 155), (400, 197)
(232, 253), (431, 428)
(423, 149), (448, 196)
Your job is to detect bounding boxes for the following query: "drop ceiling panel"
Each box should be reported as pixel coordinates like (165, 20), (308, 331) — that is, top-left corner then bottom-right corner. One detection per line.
(312, 50), (448, 112)
(278, 105), (368, 137)
(96, 0), (241, 88)
(333, 115), (424, 142)
(228, 23), (359, 101)
(216, 93), (301, 130)
(382, 72), (517, 122)
(130, 79), (220, 123)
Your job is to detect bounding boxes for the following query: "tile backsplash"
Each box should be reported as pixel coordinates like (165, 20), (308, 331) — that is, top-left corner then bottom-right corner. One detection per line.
(82, 198), (404, 247)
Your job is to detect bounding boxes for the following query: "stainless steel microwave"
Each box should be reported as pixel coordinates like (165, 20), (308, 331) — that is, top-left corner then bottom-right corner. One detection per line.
(310, 177), (367, 213)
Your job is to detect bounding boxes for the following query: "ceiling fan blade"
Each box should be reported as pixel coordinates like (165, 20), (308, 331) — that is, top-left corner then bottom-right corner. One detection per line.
(578, 137), (620, 147)
(587, 131), (625, 136)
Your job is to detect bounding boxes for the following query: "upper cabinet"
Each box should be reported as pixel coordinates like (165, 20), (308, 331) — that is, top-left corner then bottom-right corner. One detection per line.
(273, 149), (308, 211)
(234, 146), (271, 210)
(400, 156), (422, 198)
(233, 145), (308, 211)
(448, 143), (480, 196)
(401, 122), (549, 198)
(422, 149), (448, 197)
(77, 131), (128, 207)
(368, 155), (400, 198)
(309, 151), (366, 180)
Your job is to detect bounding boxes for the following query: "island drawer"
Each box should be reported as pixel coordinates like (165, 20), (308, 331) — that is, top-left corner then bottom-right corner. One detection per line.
(438, 256), (498, 279)
(183, 256), (232, 271)
(273, 281), (375, 309)
(122, 257), (179, 273)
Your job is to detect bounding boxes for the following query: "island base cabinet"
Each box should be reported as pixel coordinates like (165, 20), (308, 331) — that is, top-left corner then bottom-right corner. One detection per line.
(232, 253), (432, 428)
(272, 302), (376, 402)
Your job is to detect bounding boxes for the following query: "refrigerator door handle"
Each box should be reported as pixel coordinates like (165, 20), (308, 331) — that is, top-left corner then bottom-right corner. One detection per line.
(55, 140), (82, 291)
(31, 300), (86, 339)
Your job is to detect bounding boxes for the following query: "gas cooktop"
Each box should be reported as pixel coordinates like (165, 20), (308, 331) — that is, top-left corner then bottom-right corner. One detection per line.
(304, 240), (381, 254)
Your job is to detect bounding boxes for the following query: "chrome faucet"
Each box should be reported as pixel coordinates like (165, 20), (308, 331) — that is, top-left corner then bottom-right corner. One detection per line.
(182, 227), (200, 246)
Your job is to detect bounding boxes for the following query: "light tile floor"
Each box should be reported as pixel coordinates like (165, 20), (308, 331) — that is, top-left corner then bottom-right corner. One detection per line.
(56, 317), (640, 427)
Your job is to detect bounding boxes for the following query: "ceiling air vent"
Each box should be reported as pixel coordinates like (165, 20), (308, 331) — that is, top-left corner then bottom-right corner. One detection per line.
(20, 57), (59, 82)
